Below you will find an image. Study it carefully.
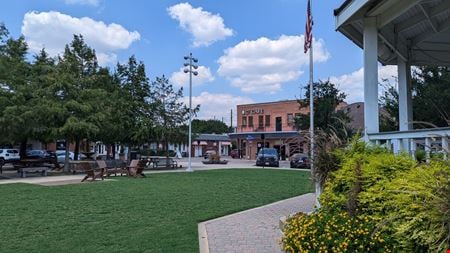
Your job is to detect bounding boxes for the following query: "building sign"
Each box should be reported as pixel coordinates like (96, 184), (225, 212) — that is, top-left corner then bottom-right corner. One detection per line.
(242, 108), (264, 115)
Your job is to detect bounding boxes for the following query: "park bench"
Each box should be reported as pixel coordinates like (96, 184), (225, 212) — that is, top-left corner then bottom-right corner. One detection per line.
(103, 159), (127, 177)
(152, 157), (179, 169)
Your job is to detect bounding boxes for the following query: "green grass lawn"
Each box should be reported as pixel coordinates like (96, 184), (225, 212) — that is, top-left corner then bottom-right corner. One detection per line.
(0, 169), (312, 253)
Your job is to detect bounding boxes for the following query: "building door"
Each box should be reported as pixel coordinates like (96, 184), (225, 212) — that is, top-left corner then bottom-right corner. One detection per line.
(276, 117), (282, 131)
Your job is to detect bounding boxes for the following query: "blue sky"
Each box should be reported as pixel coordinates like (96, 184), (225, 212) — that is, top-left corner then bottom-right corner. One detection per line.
(1, 0), (397, 125)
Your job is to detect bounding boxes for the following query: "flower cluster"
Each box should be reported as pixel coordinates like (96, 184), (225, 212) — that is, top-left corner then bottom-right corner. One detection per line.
(281, 210), (393, 253)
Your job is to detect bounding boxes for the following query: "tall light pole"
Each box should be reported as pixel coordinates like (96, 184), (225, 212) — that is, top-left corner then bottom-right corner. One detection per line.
(184, 53), (198, 172)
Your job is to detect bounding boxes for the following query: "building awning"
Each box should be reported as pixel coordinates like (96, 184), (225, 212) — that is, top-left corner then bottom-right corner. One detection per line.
(192, 141), (208, 146)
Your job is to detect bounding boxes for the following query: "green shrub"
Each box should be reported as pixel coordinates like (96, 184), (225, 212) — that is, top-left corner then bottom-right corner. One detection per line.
(415, 149), (426, 162)
(282, 140), (449, 252)
(281, 210), (394, 253)
(320, 142), (416, 212)
(379, 161), (450, 252)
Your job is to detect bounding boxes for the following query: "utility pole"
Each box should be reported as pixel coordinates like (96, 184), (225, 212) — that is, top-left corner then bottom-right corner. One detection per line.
(183, 53), (198, 172)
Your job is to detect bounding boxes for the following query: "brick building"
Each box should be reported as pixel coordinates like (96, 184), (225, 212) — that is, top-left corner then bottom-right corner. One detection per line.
(229, 100), (307, 160)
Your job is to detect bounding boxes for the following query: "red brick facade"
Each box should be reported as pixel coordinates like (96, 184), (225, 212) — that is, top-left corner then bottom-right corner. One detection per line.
(231, 100), (309, 160)
(237, 100), (309, 133)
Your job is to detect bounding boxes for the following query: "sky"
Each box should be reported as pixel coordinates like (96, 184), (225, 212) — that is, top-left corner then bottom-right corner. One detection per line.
(0, 0), (398, 125)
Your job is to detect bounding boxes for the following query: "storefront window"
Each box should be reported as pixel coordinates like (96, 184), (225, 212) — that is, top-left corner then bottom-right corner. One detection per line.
(248, 116), (254, 127)
(258, 115), (264, 128)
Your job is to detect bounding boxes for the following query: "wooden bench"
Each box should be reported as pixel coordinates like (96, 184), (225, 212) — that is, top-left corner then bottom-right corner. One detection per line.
(103, 159), (127, 177)
(152, 157), (179, 169)
(68, 161), (104, 182)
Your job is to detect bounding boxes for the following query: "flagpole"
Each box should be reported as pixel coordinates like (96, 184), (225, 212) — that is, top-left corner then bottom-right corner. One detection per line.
(307, 0), (319, 209)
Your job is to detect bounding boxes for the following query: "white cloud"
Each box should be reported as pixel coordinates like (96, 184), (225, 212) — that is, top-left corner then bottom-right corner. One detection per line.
(217, 35), (330, 94)
(21, 11), (140, 65)
(185, 92), (253, 126)
(65, 0), (99, 6)
(167, 2), (233, 47)
(329, 65), (398, 103)
(170, 65), (215, 88)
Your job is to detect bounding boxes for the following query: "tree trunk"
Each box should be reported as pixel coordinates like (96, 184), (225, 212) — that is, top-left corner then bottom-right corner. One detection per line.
(106, 144), (111, 159)
(74, 137), (80, 161)
(127, 144), (132, 163)
(64, 139), (70, 172)
(19, 139), (27, 159)
(112, 143), (116, 159)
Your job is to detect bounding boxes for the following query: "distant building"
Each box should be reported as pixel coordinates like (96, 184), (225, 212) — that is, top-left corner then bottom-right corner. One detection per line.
(192, 134), (231, 157)
(344, 102), (364, 131)
(229, 100), (307, 160)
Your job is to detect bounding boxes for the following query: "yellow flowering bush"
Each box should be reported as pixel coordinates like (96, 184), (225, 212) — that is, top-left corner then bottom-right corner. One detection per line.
(281, 210), (393, 252)
(282, 140), (450, 252)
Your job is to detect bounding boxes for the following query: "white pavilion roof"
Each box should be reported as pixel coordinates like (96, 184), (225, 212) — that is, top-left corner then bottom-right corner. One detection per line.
(335, 0), (450, 66)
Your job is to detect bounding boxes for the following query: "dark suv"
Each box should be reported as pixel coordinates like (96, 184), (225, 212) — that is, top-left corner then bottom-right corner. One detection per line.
(256, 148), (279, 167)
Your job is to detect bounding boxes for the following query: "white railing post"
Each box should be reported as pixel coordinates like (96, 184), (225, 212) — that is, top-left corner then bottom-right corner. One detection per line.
(442, 136), (448, 160)
(425, 137), (432, 163)
(393, 139), (402, 154)
(410, 139), (416, 159)
(386, 139), (392, 151)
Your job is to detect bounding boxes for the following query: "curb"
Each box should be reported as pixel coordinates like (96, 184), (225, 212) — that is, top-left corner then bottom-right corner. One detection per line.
(198, 221), (210, 253)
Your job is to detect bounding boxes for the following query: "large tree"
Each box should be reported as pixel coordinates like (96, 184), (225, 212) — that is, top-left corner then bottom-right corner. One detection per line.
(54, 35), (106, 170)
(296, 80), (350, 136)
(379, 66), (450, 130)
(191, 119), (229, 134)
(412, 66), (450, 127)
(115, 55), (153, 159)
(151, 75), (194, 152)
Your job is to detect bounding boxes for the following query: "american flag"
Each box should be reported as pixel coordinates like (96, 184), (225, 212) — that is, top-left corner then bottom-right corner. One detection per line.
(304, 0), (313, 53)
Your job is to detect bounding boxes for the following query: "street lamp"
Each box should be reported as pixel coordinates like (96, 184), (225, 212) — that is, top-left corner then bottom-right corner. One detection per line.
(184, 53), (198, 172)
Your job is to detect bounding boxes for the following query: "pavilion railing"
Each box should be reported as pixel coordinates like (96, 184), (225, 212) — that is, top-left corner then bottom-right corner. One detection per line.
(367, 127), (450, 161)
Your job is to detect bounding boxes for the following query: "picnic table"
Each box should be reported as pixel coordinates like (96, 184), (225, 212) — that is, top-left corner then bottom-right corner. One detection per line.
(148, 156), (180, 169)
(12, 159), (59, 178)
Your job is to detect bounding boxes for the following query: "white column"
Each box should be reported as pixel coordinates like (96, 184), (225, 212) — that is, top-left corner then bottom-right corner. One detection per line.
(398, 59), (413, 153)
(364, 17), (379, 135)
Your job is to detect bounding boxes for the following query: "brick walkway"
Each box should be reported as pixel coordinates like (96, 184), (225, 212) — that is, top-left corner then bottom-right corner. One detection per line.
(199, 193), (315, 253)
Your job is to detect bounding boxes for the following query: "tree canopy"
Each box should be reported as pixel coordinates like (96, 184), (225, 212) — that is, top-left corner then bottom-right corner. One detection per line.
(379, 66), (450, 130)
(296, 80), (350, 136)
(0, 23), (198, 163)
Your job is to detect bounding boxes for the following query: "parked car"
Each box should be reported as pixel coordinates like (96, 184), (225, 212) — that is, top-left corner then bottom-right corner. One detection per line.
(204, 150), (217, 159)
(230, 149), (238, 158)
(25, 150), (57, 161)
(0, 149), (20, 163)
(56, 151), (86, 163)
(290, 153), (310, 169)
(256, 148), (279, 167)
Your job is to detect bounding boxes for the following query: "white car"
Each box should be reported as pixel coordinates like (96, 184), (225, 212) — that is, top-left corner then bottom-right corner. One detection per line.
(56, 151), (86, 163)
(0, 149), (20, 163)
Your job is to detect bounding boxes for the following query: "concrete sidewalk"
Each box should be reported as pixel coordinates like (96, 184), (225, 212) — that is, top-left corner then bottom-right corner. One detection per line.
(198, 193), (315, 253)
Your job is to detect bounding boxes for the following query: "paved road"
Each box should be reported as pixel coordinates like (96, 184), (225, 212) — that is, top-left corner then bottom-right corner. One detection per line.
(199, 193), (315, 253)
